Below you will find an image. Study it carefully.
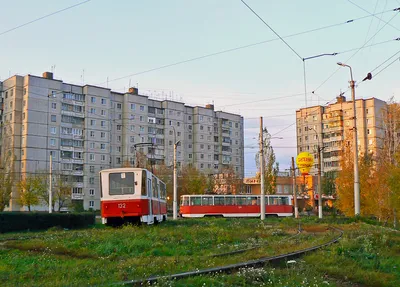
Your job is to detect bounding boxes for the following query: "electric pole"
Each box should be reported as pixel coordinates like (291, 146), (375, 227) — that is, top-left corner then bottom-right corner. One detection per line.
(317, 146), (322, 219)
(49, 151), (53, 213)
(260, 117), (265, 220)
(291, 157), (298, 218)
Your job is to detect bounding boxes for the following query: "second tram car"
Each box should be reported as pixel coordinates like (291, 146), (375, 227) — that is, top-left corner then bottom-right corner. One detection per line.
(180, 194), (293, 218)
(100, 168), (167, 225)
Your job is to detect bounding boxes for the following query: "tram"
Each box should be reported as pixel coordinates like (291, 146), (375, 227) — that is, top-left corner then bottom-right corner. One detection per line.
(100, 168), (167, 225)
(180, 194), (293, 218)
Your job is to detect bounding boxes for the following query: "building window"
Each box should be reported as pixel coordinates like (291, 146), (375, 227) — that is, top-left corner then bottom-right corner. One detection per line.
(90, 131), (95, 138)
(101, 99), (106, 105)
(200, 115), (203, 121)
(51, 103), (56, 109)
(89, 154), (95, 161)
(50, 127), (57, 134)
(51, 115), (56, 122)
(200, 144), (204, 149)
(188, 116), (192, 121)
(90, 166), (95, 173)
(116, 103), (122, 109)
(200, 163), (204, 169)
(140, 116), (144, 122)
(89, 189), (95, 196)
(200, 125), (204, 130)
(101, 110), (106, 116)
(101, 121), (106, 127)
(90, 142), (95, 149)
(177, 122), (180, 127)
(91, 97), (96, 103)
(90, 119), (96, 126)
(117, 136), (121, 142)
(117, 125), (122, 131)
(140, 105), (145, 111)
(89, 177), (95, 184)
(367, 129), (371, 135)
(200, 154), (204, 159)
(90, 108), (96, 114)
(130, 103), (136, 110)
(101, 143), (106, 150)
(101, 132), (106, 138)
(50, 139), (56, 146)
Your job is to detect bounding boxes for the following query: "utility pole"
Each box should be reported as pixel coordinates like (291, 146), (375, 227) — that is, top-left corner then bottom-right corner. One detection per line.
(260, 117), (265, 220)
(49, 151), (53, 214)
(172, 126), (180, 220)
(291, 157), (298, 218)
(317, 146), (322, 219)
(337, 62), (360, 216)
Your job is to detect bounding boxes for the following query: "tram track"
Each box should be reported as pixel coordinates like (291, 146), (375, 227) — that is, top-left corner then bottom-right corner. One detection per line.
(116, 225), (343, 286)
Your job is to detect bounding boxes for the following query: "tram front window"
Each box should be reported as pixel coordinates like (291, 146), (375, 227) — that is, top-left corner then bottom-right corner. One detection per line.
(109, 172), (135, 195)
(181, 196), (189, 206)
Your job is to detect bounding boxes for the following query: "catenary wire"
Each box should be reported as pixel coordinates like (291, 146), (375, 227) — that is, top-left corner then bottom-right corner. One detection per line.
(240, 0), (302, 60)
(0, 0), (92, 37)
(96, 7), (398, 86)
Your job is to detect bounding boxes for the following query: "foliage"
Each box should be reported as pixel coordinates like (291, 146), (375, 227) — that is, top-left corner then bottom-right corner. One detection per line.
(0, 212), (95, 233)
(153, 164), (173, 199)
(0, 169), (13, 212)
(214, 165), (242, 194)
(71, 200), (84, 212)
(53, 175), (73, 212)
(255, 128), (279, 194)
(17, 174), (46, 211)
(322, 171), (336, 196)
(178, 165), (207, 195)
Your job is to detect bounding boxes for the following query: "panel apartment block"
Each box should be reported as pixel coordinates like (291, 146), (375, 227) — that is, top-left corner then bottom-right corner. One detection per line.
(0, 73), (244, 211)
(296, 95), (386, 174)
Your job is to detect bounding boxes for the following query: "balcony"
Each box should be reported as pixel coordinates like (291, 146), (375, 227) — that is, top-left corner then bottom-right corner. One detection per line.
(323, 146), (342, 152)
(222, 160), (231, 165)
(322, 135), (343, 143)
(72, 193), (84, 200)
(72, 159), (84, 164)
(73, 182), (84, 188)
(324, 126), (343, 133)
(322, 116), (343, 123)
(60, 146), (73, 151)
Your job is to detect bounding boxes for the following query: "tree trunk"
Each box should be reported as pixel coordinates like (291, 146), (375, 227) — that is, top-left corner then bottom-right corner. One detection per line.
(28, 205), (31, 212)
(394, 208), (398, 229)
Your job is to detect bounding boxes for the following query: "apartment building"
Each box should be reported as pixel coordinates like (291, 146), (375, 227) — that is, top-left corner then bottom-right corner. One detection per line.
(296, 95), (386, 174)
(0, 72), (244, 211)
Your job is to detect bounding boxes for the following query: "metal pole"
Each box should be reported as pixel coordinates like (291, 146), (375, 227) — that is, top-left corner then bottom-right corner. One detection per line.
(350, 79), (360, 216)
(173, 142), (177, 220)
(49, 152), (52, 213)
(260, 117), (265, 220)
(291, 157), (298, 218)
(317, 146), (322, 218)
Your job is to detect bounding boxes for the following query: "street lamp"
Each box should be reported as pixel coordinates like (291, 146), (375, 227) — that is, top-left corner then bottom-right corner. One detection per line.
(337, 62), (360, 215)
(172, 126), (180, 220)
(308, 127), (323, 219)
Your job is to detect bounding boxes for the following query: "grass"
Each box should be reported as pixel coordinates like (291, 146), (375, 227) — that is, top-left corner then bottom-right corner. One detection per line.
(0, 217), (398, 286)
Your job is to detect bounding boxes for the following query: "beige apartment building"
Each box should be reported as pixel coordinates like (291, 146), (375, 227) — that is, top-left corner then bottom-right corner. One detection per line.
(296, 95), (386, 174)
(0, 72), (244, 211)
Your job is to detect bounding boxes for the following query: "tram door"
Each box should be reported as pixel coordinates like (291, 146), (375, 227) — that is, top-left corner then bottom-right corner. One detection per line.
(147, 177), (153, 223)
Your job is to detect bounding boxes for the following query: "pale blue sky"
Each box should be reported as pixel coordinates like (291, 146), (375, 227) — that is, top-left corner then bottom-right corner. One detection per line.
(1, 0), (400, 174)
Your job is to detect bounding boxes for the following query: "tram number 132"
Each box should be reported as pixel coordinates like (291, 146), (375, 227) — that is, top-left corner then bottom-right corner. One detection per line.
(118, 203), (126, 208)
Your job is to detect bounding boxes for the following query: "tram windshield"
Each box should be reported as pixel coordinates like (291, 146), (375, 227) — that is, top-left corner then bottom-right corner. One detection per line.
(109, 172), (135, 195)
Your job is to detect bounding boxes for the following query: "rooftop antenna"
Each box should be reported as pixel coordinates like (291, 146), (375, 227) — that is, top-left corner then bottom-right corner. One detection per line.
(81, 69), (85, 85)
(107, 76), (109, 88)
(136, 82), (139, 90)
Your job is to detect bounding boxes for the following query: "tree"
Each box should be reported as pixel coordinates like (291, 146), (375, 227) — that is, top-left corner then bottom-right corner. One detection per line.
(179, 165), (207, 195)
(53, 174), (73, 211)
(322, 171), (336, 196)
(214, 165), (242, 194)
(153, 163), (173, 200)
(17, 174), (45, 211)
(255, 128), (279, 194)
(0, 168), (13, 212)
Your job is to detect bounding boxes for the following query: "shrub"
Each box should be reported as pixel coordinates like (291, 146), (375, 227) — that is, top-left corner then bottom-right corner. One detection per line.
(0, 212), (95, 233)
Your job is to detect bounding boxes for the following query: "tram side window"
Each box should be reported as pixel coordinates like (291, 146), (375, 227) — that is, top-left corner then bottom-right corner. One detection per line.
(214, 197), (225, 206)
(237, 196), (250, 205)
(280, 197), (289, 205)
(202, 196), (213, 205)
(152, 176), (158, 198)
(141, 171), (147, 196)
(182, 196), (189, 206)
(225, 197), (235, 205)
(190, 196), (201, 206)
(159, 182), (166, 200)
(109, 172), (135, 195)
(250, 196), (258, 205)
(269, 197), (281, 205)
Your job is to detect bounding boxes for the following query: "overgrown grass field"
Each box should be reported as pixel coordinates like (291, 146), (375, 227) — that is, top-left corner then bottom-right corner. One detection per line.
(0, 217), (398, 286)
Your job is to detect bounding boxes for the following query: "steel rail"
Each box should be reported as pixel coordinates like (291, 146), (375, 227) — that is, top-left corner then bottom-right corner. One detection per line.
(116, 226), (343, 286)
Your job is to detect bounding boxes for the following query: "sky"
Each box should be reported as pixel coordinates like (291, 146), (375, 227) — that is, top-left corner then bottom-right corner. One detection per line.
(1, 0), (400, 176)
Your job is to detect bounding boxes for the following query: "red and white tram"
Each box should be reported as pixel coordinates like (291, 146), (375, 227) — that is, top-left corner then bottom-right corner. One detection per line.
(180, 194), (293, 218)
(100, 168), (167, 225)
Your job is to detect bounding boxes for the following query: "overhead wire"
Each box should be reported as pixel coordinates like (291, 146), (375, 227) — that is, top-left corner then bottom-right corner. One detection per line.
(96, 7), (399, 86)
(0, 0), (92, 37)
(312, 7), (400, 94)
(240, 0), (302, 60)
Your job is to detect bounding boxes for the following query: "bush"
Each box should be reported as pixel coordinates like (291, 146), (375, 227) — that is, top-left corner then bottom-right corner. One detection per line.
(0, 212), (95, 233)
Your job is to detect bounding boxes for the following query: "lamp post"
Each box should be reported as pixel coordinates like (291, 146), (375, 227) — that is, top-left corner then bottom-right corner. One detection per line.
(172, 126), (180, 220)
(337, 62), (360, 216)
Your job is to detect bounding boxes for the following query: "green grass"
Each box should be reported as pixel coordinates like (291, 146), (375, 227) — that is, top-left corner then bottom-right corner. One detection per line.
(0, 217), (398, 286)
